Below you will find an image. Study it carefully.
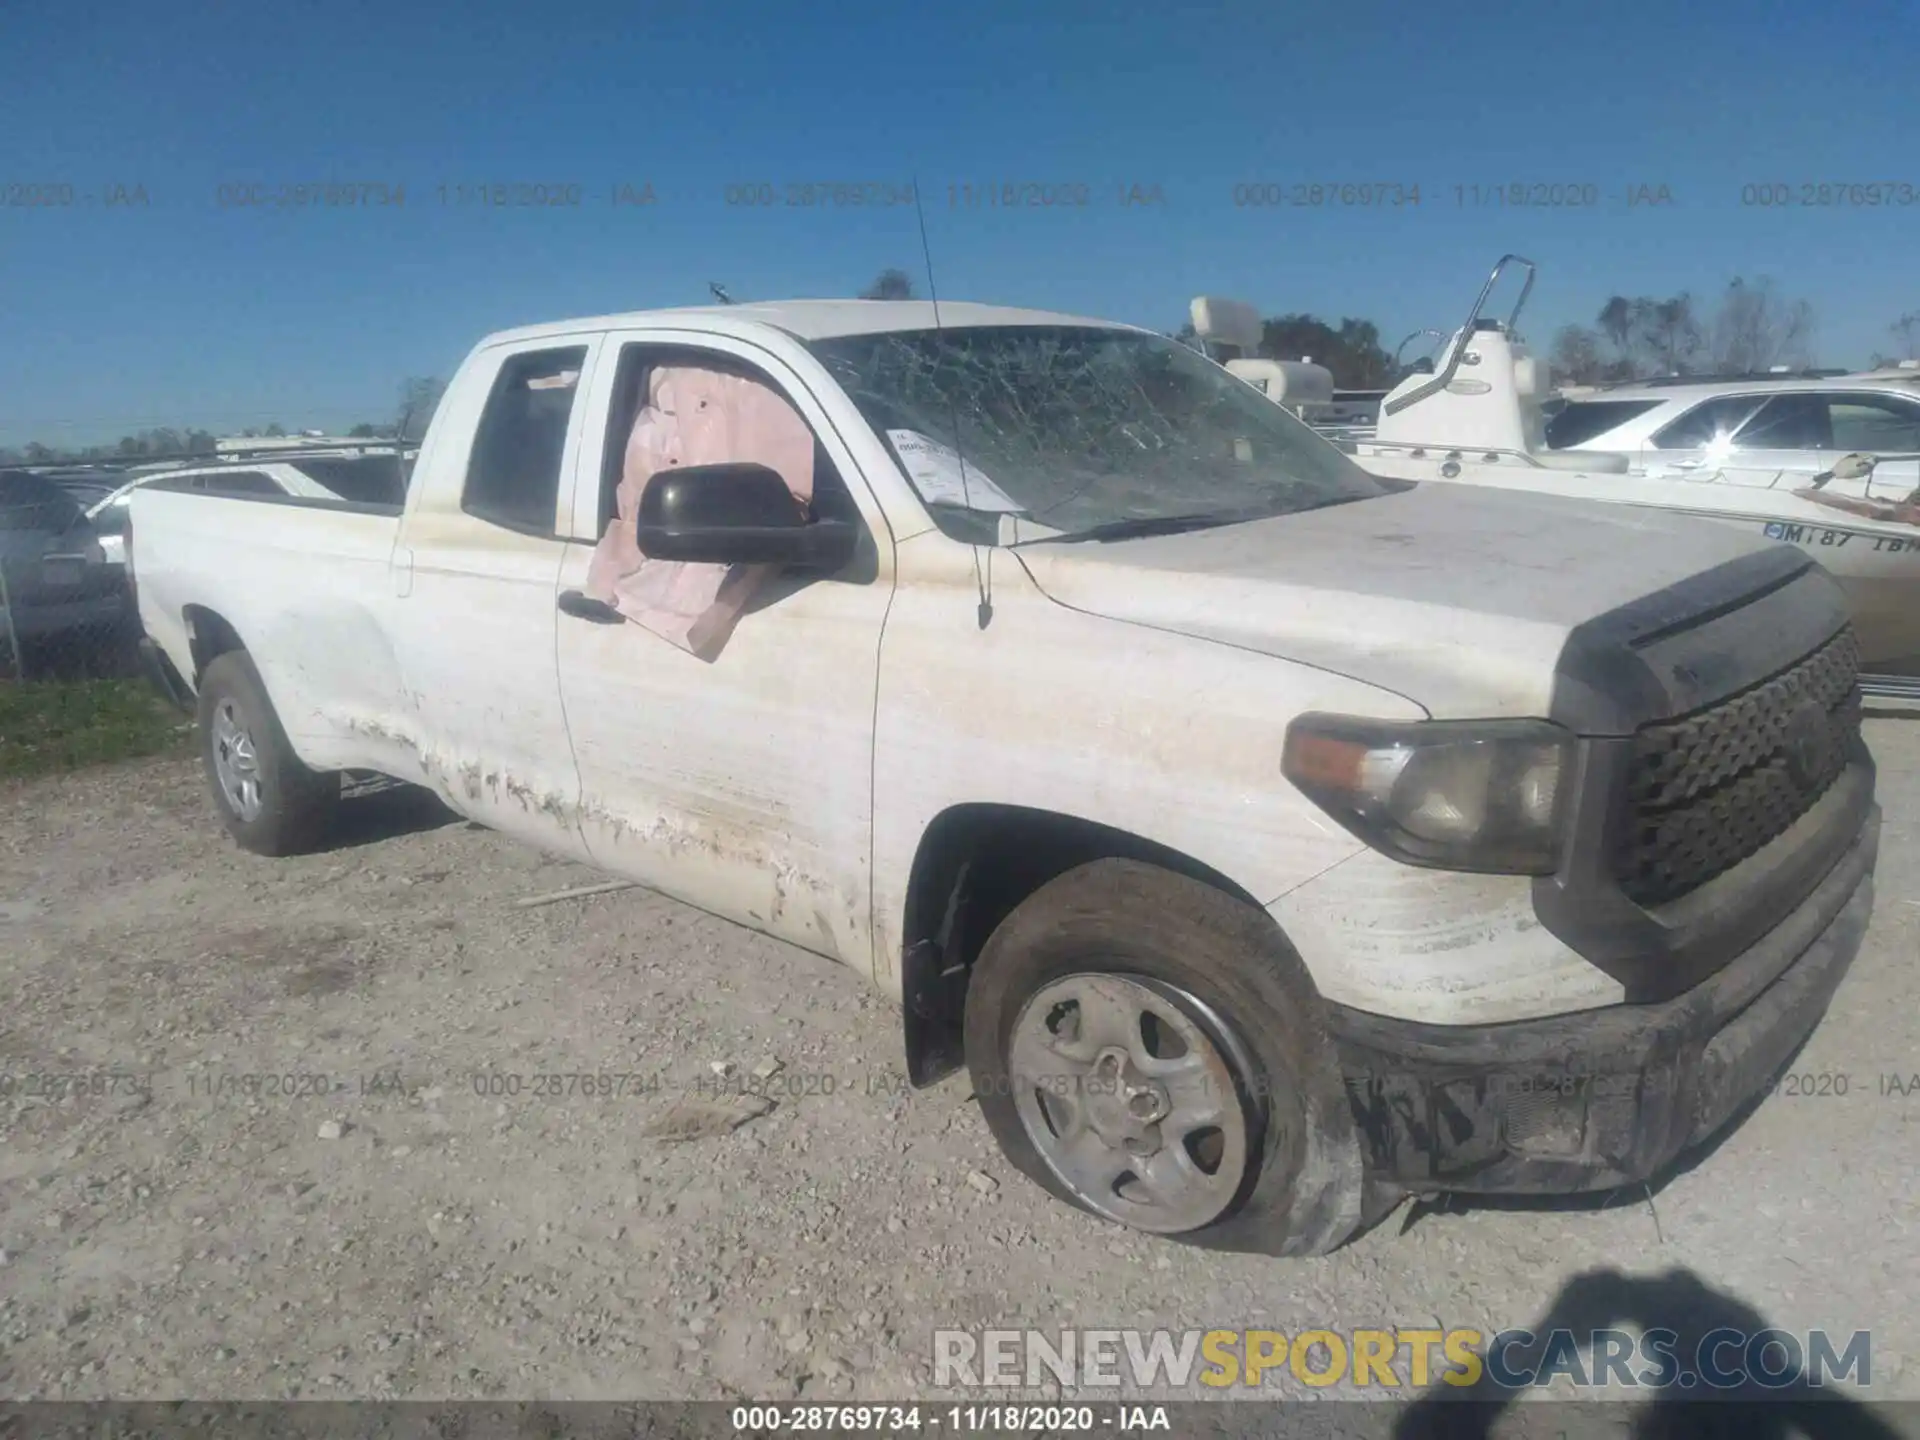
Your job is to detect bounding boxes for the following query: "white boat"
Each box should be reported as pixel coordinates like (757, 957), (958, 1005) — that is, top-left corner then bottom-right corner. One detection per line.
(1193, 258), (1920, 672)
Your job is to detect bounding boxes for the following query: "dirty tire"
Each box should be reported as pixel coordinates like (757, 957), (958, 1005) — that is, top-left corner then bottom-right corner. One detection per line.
(964, 858), (1367, 1255)
(196, 650), (339, 856)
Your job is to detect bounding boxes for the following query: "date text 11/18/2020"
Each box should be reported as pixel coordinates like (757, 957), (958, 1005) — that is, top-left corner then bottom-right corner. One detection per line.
(728, 1405), (1172, 1433)
(1228, 183), (1675, 208)
(945, 183), (1167, 209)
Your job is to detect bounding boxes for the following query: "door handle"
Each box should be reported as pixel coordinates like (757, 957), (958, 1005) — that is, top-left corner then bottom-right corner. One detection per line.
(558, 589), (624, 625)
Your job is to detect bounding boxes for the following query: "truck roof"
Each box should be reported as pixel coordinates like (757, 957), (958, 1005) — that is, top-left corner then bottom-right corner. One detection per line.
(482, 299), (1140, 347)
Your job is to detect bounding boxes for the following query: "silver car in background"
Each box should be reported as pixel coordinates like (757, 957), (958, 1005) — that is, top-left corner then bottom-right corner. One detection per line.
(1544, 370), (1920, 496)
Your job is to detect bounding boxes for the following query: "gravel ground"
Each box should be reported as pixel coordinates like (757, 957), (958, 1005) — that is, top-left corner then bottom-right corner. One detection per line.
(1, 721), (1916, 1418)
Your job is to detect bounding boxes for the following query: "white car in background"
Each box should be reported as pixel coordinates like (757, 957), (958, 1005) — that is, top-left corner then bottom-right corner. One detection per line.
(1543, 369), (1920, 494)
(87, 454), (408, 566)
(1209, 256), (1920, 670)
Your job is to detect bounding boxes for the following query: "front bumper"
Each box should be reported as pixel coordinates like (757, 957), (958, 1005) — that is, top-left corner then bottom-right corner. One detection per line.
(1328, 805), (1879, 1194)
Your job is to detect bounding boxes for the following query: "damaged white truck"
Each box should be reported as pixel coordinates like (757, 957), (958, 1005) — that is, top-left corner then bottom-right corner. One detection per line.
(128, 300), (1879, 1255)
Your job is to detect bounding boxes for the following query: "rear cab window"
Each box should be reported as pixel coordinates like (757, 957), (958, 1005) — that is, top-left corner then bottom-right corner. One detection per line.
(463, 347), (590, 535)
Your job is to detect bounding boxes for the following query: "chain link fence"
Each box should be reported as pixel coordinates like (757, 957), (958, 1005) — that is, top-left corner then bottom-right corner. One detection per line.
(1, 469), (186, 778)
(3, 446), (415, 774)
(1, 471), (143, 684)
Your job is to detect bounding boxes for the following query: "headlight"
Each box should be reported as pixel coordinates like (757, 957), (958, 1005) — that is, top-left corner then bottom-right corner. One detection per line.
(1281, 714), (1574, 875)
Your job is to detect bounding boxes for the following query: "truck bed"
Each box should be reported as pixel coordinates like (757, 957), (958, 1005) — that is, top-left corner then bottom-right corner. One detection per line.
(130, 485), (410, 773)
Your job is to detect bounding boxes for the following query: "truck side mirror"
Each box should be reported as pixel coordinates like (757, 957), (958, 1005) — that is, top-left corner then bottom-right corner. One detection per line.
(635, 462), (857, 570)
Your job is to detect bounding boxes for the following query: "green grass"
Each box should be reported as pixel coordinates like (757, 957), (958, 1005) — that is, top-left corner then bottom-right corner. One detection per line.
(0, 677), (191, 780)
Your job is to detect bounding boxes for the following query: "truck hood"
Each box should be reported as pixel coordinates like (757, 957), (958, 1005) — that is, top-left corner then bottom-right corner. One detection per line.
(1012, 483), (1776, 721)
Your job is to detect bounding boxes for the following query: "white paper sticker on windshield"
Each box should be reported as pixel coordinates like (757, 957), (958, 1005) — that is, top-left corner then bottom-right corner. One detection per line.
(886, 430), (1025, 512)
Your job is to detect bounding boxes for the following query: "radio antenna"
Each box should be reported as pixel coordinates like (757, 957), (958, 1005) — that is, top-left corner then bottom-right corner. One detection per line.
(912, 176), (992, 629)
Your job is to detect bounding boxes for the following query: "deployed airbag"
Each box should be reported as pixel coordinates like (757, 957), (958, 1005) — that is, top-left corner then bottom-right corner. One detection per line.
(585, 364), (815, 658)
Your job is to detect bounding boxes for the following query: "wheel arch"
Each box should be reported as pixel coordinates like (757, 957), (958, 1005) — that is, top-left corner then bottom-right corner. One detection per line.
(181, 604), (248, 680)
(897, 802), (1285, 1087)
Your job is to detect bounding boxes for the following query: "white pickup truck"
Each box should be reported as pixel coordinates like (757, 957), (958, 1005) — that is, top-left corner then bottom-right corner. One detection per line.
(129, 300), (1879, 1255)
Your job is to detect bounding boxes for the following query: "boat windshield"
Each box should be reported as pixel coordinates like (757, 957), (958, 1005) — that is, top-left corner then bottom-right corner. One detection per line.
(807, 325), (1393, 544)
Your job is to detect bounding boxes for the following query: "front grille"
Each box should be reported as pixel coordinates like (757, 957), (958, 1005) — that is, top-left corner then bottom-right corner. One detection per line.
(1614, 626), (1862, 906)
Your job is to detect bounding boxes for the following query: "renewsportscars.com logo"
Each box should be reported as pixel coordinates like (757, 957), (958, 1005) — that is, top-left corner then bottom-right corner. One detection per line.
(933, 1327), (1872, 1393)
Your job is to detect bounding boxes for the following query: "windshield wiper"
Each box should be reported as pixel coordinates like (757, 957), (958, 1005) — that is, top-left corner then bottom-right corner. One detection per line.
(1029, 507), (1272, 545)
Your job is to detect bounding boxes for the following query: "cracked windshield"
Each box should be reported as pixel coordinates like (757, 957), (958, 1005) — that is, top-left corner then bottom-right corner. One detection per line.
(811, 325), (1390, 542)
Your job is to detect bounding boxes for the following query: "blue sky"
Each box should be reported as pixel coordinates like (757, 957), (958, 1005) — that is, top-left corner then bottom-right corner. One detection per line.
(3, 0), (1916, 448)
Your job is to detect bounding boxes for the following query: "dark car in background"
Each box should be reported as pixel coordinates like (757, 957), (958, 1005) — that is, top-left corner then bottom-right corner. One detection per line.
(46, 468), (134, 512)
(0, 469), (129, 665)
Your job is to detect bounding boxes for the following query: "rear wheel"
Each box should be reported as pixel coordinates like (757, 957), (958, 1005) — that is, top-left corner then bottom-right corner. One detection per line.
(963, 858), (1368, 1254)
(196, 651), (338, 855)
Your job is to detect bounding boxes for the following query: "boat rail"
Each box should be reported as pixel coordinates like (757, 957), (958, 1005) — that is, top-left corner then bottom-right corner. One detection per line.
(1391, 329), (1448, 372)
(1382, 254), (1536, 419)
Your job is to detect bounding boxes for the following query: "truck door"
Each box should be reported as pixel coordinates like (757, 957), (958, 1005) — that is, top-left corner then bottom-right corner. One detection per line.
(386, 338), (601, 862)
(552, 333), (895, 975)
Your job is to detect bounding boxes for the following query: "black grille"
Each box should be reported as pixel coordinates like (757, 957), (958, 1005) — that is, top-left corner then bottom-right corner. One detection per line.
(1614, 627), (1862, 906)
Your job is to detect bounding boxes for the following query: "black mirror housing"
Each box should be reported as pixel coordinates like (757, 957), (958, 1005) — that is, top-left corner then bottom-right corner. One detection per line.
(636, 462), (856, 570)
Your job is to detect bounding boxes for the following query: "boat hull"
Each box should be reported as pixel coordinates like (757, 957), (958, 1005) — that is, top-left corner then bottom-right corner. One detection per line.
(1352, 452), (1920, 670)
(1686, 511), (1920, 670)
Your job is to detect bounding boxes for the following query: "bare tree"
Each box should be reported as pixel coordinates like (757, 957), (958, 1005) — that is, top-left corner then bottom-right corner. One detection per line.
(1255, 314), (1394, 388)
(1596, 297), (1637, 363)
(1709, 276), (1816, 373)
(1890, 311), (1920, 360)
(1587, 294), (1702, 378)
(1549, 325), (1610, 385)
(1642, 295), (1703, 375)
(396, 376), (448, 442)
(859, 268), (915, 301)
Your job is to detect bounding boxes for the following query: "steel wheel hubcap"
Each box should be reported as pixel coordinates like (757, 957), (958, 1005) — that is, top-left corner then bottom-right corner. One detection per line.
(1007, 973), (1255, 1234)
(211, 699), (263, 822)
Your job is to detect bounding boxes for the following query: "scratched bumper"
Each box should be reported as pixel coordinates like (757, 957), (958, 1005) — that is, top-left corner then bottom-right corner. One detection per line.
(1325, 807), (1877, 1195)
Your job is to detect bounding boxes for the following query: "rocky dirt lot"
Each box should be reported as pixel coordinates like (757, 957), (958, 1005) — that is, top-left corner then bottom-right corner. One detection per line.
(1, 723), (1917, 1417)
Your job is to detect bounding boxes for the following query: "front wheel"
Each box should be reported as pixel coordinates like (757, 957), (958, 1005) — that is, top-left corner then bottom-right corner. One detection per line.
(963, 858), (1368, 1254)
(196, 650), (339, 855)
